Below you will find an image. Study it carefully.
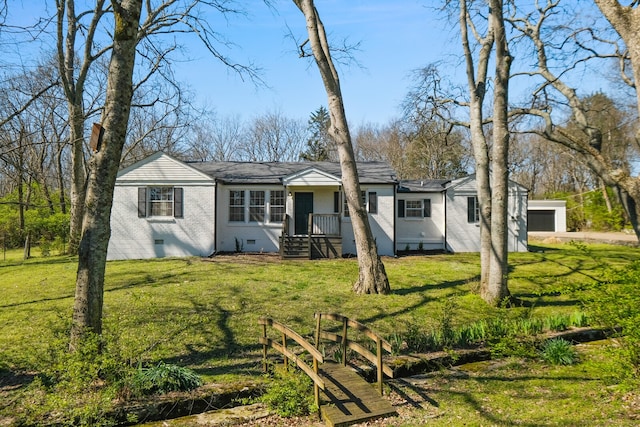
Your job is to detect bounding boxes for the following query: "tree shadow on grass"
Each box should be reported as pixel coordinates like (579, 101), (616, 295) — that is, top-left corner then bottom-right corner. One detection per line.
(392, 275), (481, 296)
(390, 370), (600, 427)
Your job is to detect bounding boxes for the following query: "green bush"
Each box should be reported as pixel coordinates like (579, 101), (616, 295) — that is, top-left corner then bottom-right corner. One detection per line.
(540, 338), (578, 365)
(261, 365), (317, 417)
(132, 362), (202, 396)
(585, 260), (640, 386)
(490, 336), (538, 359)
(12, 330), (132, 427)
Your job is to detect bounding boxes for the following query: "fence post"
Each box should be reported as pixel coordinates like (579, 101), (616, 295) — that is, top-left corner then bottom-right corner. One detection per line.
(262, 323), (268, 372)
(341, 317), (348, 366)
(282, 331), (289, 371)
(314, 313), (321, 349)
(313, 357), (320, 412)
(377, 337), (383, 395)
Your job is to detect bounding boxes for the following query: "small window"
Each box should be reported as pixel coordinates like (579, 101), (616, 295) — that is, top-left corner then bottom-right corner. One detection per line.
(229, 190), (245, 222)
(149, 187), (174, 216)
(406, 200), (423, 217)
(270, 190), (285, 223)
(398, 198), (431, 218)
(468, 196), (479, 223)
(368, 192), (377, 214)
(249, 190), (265, 222)
(138, 187), (183, 218)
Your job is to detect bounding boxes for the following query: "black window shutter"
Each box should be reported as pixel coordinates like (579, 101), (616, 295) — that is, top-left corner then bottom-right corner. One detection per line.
(174, 188), (183, 218)
(398, 199), (405, 218)
(334, 192), (340, 213)
(369, 192), (378, 214)
(138, 188), (147, 218)
(467, 197), (475, 223)
(423, 199), (431, 217)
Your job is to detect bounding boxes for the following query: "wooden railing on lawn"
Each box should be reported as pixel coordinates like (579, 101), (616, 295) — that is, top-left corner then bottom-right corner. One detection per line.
(314, 312), (394, 396)
(258, 317), (325, 409)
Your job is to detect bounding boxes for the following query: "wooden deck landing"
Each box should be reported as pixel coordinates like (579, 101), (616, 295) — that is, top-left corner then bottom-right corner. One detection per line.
(319, 362), (397, 427)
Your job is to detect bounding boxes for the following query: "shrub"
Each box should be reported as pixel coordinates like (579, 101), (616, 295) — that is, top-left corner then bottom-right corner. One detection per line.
(585, 260), (640, 386)
(261, 365), (317, 417)
(490, 336), (538, 359)
(132, 362), (202, 396)
(540, 338), (578, 365)
(12, 330), (132, 427)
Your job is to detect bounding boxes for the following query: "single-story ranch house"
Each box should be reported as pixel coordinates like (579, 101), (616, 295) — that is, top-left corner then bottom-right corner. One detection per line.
(106, 152), (529, 260)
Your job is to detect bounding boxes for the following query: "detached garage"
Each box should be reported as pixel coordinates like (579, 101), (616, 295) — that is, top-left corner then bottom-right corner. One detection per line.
(527, 200), (567, 232)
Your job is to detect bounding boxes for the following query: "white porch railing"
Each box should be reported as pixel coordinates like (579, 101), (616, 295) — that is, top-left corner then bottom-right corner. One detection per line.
(308, 213), (341, 236)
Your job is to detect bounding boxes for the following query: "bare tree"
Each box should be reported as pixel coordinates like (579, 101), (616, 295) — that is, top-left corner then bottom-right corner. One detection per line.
(56, 0), (110, 254)
(70, 0), (257, 345)
(293, 0), (390, 294)
(485, 0), (512, 305)
(509, 0), (640, 240)
(595, 1), (640, 138)
(458, 0), (495, 294)
(71, 0), (142, 346)
(242, 110), (306, 161)
(185, 113), (245, 161)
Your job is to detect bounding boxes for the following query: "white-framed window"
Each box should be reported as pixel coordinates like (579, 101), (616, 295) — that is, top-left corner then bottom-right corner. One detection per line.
(398, 198), (431, 218)
(229, 190), (245, 222)
(270, 190), (285, 222)
(467, 196), (479, 223)
(150, 187), (174, 216)
(249, 190), (265, 222)
(138, 187), (183, 218)
(229, 189), (285, 223)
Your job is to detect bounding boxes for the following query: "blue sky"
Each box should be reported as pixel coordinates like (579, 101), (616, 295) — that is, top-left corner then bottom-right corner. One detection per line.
(4, 1), (457, 125)
(6, 1), (618, 127)
(175, 0), (458, 125)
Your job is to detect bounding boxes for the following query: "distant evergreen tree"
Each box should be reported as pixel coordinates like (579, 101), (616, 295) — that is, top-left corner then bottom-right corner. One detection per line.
(300, 106), (333, 161)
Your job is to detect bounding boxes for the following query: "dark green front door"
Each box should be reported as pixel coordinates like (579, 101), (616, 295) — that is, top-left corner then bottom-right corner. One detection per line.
(294, 192), (313, 235)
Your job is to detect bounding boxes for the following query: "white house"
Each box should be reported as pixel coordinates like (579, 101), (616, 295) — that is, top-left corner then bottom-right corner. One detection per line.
(106, 152), (530, 260)
(443, 175), (529, 252)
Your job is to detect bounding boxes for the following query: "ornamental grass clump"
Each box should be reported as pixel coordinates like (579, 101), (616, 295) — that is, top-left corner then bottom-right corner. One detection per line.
(132, 362), (202, 395)
(540, 338), (579, 365)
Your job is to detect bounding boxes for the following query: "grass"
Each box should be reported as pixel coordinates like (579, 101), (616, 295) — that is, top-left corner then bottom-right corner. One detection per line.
(0, 242), (639, 425)
(391, 342), (638, 426)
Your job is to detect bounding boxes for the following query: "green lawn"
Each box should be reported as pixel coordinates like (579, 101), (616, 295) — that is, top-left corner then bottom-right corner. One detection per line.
(0, 242), (638, 425)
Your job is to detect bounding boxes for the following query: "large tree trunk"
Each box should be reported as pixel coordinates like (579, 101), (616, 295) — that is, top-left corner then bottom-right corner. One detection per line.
(484, 0), (512, 305)
(460, 0), (494, 288)
(70, 0), (141, 347)
(293, 0), (390, 294)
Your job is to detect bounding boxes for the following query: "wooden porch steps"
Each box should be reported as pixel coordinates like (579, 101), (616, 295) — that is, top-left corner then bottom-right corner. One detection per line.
(280, 236), (310, 259)
(280, 236), (342, 259)
(319, 362), (397, 427)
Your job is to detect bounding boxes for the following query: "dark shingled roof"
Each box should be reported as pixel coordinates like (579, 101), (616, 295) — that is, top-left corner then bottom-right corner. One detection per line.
(186, 161), (398, 184)
(397, 179), (449, 192)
